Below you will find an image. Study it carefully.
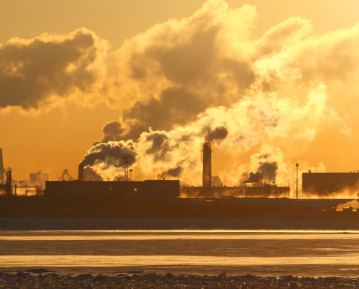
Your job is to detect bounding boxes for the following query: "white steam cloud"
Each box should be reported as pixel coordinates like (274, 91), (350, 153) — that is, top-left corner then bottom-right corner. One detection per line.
(2, 0), (358, 196)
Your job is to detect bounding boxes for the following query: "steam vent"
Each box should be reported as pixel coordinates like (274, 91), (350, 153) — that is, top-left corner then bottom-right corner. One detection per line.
(202, 143), (212, 188)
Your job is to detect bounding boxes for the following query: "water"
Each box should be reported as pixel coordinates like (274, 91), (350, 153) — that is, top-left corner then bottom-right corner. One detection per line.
(1, 230), (359, 277)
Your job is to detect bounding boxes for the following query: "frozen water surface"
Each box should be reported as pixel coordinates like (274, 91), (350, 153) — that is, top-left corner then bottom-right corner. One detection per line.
(1, 230), (359, 277)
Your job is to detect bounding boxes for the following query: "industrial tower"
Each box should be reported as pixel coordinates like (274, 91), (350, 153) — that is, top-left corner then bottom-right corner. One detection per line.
(202, 143), (212, 197)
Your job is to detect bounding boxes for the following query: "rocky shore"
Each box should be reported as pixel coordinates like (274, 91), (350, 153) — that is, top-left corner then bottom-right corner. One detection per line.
(0, 270), (358, 288)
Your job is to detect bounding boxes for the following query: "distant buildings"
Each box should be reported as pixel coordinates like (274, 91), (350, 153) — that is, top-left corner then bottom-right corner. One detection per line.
(30, 171), (49, 186)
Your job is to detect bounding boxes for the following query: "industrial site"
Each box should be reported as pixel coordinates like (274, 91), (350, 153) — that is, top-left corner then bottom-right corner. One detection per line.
(1, 144), (359, 220)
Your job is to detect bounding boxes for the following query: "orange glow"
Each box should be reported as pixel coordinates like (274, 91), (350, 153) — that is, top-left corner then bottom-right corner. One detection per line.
(1, 0), (359, 197)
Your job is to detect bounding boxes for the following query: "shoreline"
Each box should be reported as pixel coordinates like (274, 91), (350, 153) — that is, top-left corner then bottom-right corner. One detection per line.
(0, 271), (358, 288)
(1, 216), (359, 230)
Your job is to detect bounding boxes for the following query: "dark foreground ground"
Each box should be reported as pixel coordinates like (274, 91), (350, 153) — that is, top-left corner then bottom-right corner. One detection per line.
(2, 216), (359, 230)
(1, 270), (358, 288)
(0, 195), (357, 222)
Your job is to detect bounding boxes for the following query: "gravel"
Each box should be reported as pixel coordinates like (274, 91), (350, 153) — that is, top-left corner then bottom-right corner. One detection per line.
(0, 271), (358, 288)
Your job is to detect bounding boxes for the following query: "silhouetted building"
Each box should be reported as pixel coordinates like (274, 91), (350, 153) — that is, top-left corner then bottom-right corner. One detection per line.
(45, 180), (180, 199)
(302, 172), (359, 197)
(30, 171), (49, 186)
(5, 169), (12, 196)
(182, 186), (290, 198)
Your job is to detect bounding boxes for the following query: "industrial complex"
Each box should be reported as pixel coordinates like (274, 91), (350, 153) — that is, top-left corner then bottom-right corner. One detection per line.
(1, 144), (359, 201)
(182, 143), (290, 198)
(2, 145), (359, 220)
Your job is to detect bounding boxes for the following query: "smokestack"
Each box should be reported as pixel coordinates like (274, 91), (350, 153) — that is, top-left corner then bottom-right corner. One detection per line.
(78, 164), (84, 181)
(6, 168), (12, 196)
(0, 149), (3, 183)
(202, 143), (212, 188)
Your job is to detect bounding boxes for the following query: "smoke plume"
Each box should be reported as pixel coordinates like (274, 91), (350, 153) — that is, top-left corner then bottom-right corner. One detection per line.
(101, 121), (124, 142)
(0, 28), (109, 111)
(81, 141), (136, 180)
(243, 172), (263, 184)
(157, 166), (183, 180)
(205, 126), (229, 143)
(72, 0), (359, 196)
(258, 162), (278, 183)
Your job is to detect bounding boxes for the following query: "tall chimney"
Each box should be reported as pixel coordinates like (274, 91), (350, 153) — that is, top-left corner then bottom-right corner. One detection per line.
(6, 168), (12, 196)
(78, 163), (84, 181)
(0, 148), (4, 183)
(202, 143), (212, 188)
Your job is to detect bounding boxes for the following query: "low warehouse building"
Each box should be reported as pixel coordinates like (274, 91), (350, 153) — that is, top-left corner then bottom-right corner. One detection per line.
(45, 180), (180, 199)
(182, 186), (290, 198)
(302, 172), (359, 197)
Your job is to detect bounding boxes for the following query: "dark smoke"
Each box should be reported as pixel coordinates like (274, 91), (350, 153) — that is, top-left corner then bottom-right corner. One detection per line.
(83, 166), (103, 181)
(157, 166), (183, 179)
(243, 172), (263, 184)
(243, 162), (278, 184)
(258, 162), (278, 183)
(145, 132), (173, 161)
(101, 121), (123, 142)
(121, 87), (207, 140)
(118, 24), (255, 141)
(205, 126), (228, 143)
(81, 141), (136, 169)
(0, 29), (103, 109)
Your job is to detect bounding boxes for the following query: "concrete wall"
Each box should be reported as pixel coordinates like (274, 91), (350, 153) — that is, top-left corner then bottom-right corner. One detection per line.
(302, 173), (359, 196)
(45, 180), (180, 199)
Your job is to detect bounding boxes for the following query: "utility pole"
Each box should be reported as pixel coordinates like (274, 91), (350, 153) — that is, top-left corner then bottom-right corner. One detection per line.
(296, 163), (299, 199)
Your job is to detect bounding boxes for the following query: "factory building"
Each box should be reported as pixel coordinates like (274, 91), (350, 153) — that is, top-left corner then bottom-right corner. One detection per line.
(45, 142), (290, 199)
(183, 143), (290, 198)
(43, 163), (179, 198)
(182, 186), (290, 198)
(45, 179), (180, 199)
(0, 169), (12, 196)
(302, 172), (359, 196)
(30, 171), (49, 186)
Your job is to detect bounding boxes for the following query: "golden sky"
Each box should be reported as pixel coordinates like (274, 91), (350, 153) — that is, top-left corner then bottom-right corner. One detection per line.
(1, 0), (359, 188)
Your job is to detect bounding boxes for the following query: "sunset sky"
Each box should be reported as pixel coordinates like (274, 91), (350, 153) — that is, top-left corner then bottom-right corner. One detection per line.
(1, 0), (359, 190)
